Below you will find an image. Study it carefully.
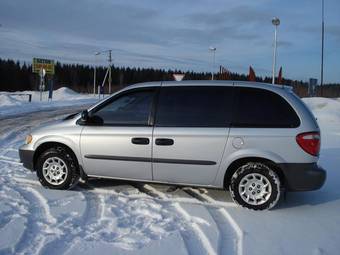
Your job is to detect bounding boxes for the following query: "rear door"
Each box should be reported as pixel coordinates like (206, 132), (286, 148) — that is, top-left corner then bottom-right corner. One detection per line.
(152, 85), (234, 185)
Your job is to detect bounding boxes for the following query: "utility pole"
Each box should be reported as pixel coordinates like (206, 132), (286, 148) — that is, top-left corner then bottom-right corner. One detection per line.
(320, 0), (325, 96)
(108, 50), (112, 94)
(93, 52), (100, 96)
(95, 49), (113, 97)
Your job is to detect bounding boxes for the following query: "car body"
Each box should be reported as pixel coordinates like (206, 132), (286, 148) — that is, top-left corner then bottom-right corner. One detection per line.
(19, 81), (326, 210)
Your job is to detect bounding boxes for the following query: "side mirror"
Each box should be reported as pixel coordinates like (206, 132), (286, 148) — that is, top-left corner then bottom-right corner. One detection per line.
(81, 110), (89, 121)
(78, 109), (103, 126)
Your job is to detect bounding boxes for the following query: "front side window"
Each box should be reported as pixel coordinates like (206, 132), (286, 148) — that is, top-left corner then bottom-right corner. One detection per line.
(92, 89), (155, 125)
(155, 86), (234, 127)
(233, 87), (300, 128)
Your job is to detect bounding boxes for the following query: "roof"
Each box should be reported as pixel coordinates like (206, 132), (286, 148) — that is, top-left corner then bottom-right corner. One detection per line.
(125, 80), (293, 93)
(89, 80), (295, 112)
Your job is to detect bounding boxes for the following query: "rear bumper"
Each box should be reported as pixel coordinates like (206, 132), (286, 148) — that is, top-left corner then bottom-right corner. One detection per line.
(19, 148), (35, 171)
(278, 163), (326, 191)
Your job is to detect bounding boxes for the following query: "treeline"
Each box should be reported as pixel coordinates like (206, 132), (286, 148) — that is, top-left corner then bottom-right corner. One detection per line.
(0, 58), (339, 97)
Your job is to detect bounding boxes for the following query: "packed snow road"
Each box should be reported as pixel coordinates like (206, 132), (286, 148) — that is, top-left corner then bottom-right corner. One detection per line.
(1, 100), (340, 255)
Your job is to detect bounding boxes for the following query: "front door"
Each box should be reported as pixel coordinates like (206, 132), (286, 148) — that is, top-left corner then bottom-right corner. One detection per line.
(80, 87), (157, 180)
(152, 85), (234, 185)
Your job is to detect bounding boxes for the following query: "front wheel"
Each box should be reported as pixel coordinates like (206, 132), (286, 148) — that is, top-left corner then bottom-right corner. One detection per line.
(229, 162), (281, 210)
(36, 147), (79, 189)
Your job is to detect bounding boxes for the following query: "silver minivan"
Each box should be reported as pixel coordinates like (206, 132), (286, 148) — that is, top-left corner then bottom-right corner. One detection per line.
(19, 81), (326, 210)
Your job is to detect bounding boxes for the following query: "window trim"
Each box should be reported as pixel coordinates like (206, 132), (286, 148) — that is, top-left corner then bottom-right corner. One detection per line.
(77, 87), (159, 127)
(231, 87), (301, 128)
(154, 86), (235, 128)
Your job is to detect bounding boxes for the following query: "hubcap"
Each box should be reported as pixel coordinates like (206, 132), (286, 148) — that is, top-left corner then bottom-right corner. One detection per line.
(42, 157), (68, 185)
(238, 173), (272, 205)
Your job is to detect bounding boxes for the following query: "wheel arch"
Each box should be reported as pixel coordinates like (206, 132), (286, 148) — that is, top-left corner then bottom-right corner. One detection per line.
(33, 142), (80, 173)
(223, 157), (285, 188)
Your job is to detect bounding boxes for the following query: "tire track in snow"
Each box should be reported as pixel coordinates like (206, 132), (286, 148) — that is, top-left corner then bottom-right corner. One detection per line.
(137, 184), (216, 255)
(0, 175), (29, 254)
(184, 188), (243, 255)
(0, 148), (21, 164)
(13, 186), (61, 255)
(0, 158), (21, 165)
(40, 188), (104, 255)
(0, 107), (88, 255)
(24, 187), (57, 225)
(12, 176), (241, 255)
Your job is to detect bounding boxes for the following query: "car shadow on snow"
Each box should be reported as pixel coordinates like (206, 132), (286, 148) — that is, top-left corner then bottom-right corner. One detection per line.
(77, 178), (236, 204)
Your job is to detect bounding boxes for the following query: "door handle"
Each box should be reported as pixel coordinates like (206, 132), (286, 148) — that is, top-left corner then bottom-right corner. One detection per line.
(131, 137), (150, 145)
(155, 138), (174, 146)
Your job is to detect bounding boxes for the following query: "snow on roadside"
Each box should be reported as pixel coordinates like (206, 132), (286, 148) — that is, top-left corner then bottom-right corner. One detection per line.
(0, 88), (97, 118)
(302, 97), (340, 148)
(0, 94), (23, 107)
(303, 97), (340, 119)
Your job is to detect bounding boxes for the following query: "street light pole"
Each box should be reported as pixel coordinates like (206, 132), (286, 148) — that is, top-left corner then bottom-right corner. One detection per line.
(320, 0), (325, 96)
(209, 47), (216, 80)
(272, 17), (280, 84)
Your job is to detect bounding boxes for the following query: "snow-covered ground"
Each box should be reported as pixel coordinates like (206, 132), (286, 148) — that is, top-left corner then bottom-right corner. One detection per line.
(0, 90), (340, 255)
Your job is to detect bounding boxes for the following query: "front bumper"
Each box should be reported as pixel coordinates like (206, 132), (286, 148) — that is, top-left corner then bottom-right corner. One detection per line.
(278, 163), (326, 191)
(19, 148), (35, 171)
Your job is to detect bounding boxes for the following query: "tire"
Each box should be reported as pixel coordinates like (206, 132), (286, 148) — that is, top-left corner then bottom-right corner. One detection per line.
(229, 162), (281, 210)
(36, 146), (79, 190)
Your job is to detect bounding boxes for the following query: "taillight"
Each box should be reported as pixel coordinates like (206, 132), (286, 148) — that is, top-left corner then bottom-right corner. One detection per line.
(296, 132), (320, 156)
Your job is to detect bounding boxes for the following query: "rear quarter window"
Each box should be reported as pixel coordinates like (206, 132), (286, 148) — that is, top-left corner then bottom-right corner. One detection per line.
(232, 87), (300, 128)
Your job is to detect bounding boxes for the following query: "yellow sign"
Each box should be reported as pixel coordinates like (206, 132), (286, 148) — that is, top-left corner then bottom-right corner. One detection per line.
(32, 58), (55, 75)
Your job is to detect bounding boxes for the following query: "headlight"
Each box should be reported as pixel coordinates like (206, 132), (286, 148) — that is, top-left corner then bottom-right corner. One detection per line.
(25, 135), (33, 144)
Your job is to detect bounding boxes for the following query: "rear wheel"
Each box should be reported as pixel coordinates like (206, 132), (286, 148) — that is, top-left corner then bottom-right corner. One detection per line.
(229, 162), (281, 210)
(36, 146), (79, 189)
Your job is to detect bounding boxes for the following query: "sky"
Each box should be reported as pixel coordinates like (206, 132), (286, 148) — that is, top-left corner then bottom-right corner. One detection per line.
(0, 0), (339, 83)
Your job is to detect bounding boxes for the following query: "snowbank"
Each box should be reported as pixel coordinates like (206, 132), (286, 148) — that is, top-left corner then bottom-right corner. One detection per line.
(303, 97), (340, 148)
(0, 94), (23, 107)
(0, 87), (97, 118)
(303, 97), (340, 123)
(0, 87), (92, 102)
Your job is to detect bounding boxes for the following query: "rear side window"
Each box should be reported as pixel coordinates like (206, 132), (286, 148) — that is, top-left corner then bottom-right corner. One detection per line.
(155, 86), (234, 127)
(233, 87), (300, 128)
